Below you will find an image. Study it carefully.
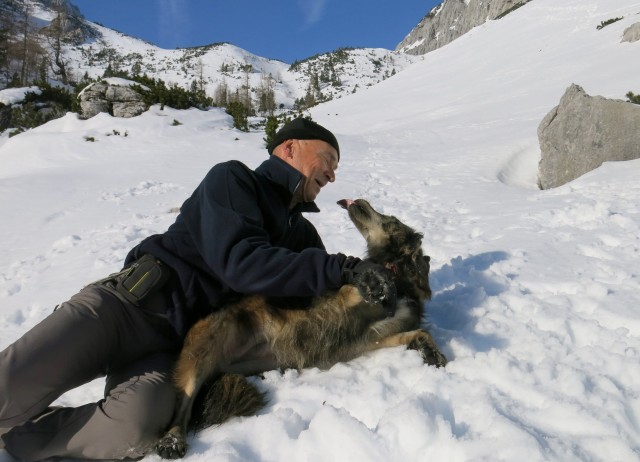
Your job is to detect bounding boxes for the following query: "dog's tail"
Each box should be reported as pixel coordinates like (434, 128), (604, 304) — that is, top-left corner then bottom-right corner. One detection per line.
(189, 373), (268, 432)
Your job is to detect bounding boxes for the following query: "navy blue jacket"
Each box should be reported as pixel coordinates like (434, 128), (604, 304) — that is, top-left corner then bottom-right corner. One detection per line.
(125, 155), (346, 337)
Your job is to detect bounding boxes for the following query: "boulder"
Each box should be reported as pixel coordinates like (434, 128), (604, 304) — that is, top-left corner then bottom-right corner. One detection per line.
(537, 84), (640, 189)
(78, 80), (148, 119)
(622, 22), (640, 43)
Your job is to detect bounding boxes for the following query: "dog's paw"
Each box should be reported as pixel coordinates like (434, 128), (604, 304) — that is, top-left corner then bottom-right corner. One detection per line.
(408, 331), (447, 367)
(355, 268), (397, 316)
(156, 432), (188, 459)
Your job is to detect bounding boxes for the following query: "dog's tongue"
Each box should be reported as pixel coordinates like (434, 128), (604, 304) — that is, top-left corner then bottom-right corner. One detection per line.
(337, 199), (355, 210)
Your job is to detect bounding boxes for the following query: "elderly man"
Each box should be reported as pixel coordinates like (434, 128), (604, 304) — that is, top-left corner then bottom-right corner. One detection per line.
(0, 118), (392, 460)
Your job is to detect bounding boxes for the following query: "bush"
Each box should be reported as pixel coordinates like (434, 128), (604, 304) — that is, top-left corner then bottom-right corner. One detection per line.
(226, 101), (249, 131)
(130, 74), (213, 110)
(597, 17), (623, 30)
(627, 91), (640, 105)
(9, 84), (73, 132)
(263, 115), (279, 148)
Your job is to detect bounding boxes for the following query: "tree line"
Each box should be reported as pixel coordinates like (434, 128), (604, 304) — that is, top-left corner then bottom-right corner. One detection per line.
(0, 0), (308, 133)
(0, 0), (76, 87)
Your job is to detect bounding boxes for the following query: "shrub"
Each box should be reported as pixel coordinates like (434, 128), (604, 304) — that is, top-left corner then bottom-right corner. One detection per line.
(130, 74), (213, 110)
(597, 17), (623, 30)
(627, 91), (640, 105)
(6, 84), (75, 134)
(226, 101), (249, 131)
(263, 115), (279, 148)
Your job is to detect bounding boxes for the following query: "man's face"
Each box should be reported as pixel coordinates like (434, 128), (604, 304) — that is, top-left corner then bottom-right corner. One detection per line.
(285, 139), (339, 202)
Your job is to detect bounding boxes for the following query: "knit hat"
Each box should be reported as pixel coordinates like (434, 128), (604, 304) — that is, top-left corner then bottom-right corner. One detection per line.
(267, 118), (340, 159)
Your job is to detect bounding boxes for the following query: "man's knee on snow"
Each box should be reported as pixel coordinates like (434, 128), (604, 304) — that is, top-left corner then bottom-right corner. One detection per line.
(101, 371), (177, 450)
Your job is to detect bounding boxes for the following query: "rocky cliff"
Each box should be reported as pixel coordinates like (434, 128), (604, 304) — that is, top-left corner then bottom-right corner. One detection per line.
(396, 0), (533, 55)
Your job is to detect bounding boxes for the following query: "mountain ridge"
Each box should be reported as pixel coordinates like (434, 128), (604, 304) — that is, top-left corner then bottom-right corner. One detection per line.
(1, 0), (423, 112)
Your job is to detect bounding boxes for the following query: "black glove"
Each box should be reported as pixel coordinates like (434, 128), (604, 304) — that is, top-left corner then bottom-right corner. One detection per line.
(341, 256), (397, 316)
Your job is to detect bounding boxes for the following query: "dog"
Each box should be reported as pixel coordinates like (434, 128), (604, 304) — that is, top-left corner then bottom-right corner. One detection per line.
(155, 199), (447, 459)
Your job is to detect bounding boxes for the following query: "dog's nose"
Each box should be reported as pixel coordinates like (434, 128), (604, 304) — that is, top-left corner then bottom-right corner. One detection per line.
(337, 199), (355, 210)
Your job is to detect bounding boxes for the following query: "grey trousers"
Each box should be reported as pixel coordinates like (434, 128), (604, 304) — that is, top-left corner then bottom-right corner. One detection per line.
(0, 281), (181, 460)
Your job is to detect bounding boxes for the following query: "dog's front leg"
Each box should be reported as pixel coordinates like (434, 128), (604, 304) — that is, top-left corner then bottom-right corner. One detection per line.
(377, 329), (447, 367)
(155, 394), (193, 459)
(156, 357), (212, 459)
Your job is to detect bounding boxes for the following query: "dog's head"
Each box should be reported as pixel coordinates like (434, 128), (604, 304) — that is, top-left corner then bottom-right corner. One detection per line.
(338, 199), (432, 301)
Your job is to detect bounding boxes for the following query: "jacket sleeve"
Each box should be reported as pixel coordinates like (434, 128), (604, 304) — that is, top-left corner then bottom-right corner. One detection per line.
(180, 162), (345, 297)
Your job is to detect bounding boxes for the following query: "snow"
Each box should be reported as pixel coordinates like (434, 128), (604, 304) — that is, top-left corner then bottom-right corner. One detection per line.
(2, 0), (640, 461)
(0, 87), (41, 106)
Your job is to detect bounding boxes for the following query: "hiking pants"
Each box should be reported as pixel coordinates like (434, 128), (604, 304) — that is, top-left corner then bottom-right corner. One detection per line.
(0, 280), (181, 460)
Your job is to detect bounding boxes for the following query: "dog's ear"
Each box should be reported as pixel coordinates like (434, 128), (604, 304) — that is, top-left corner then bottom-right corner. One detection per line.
(407, 233), (423, 254)
(422, 255), (431, 272)
(403, 232), (423, 258)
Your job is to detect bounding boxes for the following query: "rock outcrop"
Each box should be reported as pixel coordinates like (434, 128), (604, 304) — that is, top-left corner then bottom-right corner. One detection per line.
(78, 80), (148, 119)
(537, 84), (640, 189)
(396, 0), (533, 55)
(622, 22), (640, 43)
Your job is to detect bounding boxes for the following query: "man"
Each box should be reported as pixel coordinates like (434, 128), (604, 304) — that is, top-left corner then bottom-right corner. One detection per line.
(0, 118), (392, 460)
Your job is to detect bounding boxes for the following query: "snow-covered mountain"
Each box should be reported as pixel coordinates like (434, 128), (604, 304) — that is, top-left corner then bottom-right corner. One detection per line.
(4, 0), (422, 109)
(66, 25), (421, 109)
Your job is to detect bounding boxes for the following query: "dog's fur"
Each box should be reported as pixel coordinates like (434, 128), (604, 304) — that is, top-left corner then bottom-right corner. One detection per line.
(155, 199), (447, 458)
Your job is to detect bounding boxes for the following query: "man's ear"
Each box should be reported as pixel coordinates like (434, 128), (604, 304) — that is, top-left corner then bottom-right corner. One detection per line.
(283, 139), (295, 158)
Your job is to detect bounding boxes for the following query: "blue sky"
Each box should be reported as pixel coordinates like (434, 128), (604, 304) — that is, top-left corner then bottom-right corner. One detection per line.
(71, 0), (440, 63)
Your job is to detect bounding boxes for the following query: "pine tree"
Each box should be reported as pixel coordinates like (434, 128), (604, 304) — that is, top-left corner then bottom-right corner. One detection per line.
(226, 101), (249, 131)
(627, 91), (640, 105)
(263, 115), (279, 147)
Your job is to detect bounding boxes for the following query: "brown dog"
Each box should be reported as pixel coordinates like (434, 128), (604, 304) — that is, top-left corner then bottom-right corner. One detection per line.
(156, 199), (447, 458)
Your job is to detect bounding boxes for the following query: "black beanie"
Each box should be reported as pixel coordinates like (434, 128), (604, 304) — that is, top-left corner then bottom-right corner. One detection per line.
(267, 118), (340, 159)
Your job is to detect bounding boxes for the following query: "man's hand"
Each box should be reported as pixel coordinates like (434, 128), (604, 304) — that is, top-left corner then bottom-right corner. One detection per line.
(341, 257), (397, 316)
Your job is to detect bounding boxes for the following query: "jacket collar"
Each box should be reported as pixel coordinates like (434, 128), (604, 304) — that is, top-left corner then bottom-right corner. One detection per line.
(256, 156), (321, 213)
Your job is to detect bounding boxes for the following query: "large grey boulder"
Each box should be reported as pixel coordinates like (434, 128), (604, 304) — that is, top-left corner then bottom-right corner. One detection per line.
(622, 22), (640, 43)
(78, 80), (148, 119)
(537, 84), (640, 189)
(79, 82), (110, 118)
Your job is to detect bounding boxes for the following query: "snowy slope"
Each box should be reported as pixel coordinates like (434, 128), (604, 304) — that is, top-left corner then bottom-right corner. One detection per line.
(1, 0), (640, 461)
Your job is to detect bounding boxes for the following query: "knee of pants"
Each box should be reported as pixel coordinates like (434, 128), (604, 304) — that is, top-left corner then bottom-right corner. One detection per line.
(0, 357), (24, 423)
(103, 375), (177, 450)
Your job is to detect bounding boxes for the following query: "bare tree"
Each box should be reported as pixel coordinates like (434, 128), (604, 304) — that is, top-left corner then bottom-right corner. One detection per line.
(257, 73), (276, 115)
(18, 0), (32, 84)
(9, 0), (46, 85)
(0, 9), (11, 85)
(214, 79), (229, 107)
(44, 0), (70, 84)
